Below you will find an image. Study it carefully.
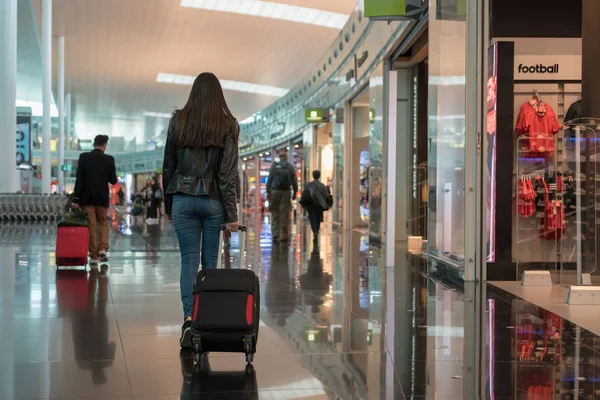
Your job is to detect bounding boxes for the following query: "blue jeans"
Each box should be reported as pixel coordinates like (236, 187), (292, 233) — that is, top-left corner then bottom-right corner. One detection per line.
(172, 194), (225, 318)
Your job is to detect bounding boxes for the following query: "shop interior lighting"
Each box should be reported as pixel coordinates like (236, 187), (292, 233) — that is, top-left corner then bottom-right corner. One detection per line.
(180, 0), (348, 29)
(157, 73), (289, 97)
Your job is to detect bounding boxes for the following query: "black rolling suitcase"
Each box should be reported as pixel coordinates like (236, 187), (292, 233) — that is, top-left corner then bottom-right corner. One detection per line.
(191, 225), (260, 366)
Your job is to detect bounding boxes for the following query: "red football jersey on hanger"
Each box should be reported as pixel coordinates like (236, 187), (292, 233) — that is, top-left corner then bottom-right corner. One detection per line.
(516, 102), (561, 157)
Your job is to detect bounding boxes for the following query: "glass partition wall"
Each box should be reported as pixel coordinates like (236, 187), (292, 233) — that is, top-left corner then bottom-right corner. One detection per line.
(427, 1), (469, 273)
(368, 64), (385, 240)
(332, 111), (344, 225)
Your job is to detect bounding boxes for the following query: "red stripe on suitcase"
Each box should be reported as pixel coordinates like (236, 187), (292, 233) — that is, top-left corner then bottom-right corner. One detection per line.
(246, 294), (254, 325)
(192, 294), (199, 321)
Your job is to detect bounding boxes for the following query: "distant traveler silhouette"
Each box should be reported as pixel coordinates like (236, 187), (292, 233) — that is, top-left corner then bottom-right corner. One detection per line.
(266, 151), (298, 243)
(299, 170), (332, 244)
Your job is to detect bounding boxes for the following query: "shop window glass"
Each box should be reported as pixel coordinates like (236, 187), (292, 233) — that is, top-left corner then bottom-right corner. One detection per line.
(369, 63), (385, 239)
(427, 0), (467, 268)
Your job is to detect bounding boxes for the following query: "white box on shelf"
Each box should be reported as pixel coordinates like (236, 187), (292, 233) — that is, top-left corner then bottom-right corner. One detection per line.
(521, 270), (553, 286)
(566, 286), (600, 305)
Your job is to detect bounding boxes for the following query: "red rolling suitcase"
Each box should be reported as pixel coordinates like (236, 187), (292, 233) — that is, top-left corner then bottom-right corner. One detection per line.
(191, 225), (260, 366)
(56, 226), (89, 267)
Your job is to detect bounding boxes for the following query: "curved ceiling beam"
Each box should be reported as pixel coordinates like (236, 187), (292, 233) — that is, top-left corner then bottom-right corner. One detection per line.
(180, 0), (349, 29)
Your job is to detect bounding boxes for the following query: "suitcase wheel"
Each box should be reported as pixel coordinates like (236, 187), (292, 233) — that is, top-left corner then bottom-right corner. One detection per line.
(192, 336), (202, 353)
(243, 337), (254, 365)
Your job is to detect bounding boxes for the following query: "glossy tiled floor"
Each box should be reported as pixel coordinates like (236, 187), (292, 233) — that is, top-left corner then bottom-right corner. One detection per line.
(1, 212), (600, 399)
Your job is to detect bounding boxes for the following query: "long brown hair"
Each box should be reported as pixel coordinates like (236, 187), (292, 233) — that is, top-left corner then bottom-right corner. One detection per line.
(171, 72), (238, 148)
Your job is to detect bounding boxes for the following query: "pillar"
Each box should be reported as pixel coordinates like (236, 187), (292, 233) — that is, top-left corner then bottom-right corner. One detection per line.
(255, 156), (261, 214)
(288, 139), (294, 159)
(57, 36), (65, 194)
(65, 93), (72, 149)
(0, 0), (17, 193)
(41, 0), (52, 193)
(582, 0), (600, 117)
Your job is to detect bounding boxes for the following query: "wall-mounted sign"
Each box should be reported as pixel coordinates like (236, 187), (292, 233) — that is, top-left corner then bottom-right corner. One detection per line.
(369, 109), (376, 124)
(61, 164), (74, 172)
(16, 111), (32, 166)
(303, 327), (328, 343)
(514, 55), (581, 81)
(365, 0), (424, 20)
(357, 51), (369, 68)
(240, 141), (254, 151)
(335, 108), (344, 124)
(346, 69), (355, 82)
(305, 108), (329, 123)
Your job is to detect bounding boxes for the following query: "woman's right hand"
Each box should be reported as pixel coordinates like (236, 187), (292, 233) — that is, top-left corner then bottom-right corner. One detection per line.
(226, 221), (239, 232)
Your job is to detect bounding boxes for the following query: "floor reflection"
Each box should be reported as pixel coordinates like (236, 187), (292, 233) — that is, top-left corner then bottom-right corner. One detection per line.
(1, 216), (600, 398)
(179, 350), (258, 399)
(57, 267), (115, 384)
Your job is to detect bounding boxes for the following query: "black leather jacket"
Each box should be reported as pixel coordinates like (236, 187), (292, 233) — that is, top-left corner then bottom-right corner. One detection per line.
(162, 119), (239, 223)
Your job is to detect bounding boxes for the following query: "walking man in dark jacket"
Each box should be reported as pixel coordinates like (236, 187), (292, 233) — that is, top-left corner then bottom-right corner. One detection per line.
(72, 135), (118, 265)
(266, 151), (298, 243)
(300, 170), (332, 244)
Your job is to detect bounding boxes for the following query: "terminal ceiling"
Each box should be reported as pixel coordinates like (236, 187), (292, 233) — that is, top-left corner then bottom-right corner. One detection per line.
(19, 0), (356, 140)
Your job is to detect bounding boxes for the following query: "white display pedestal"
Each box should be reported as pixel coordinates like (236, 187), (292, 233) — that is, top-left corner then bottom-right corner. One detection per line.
(521, 270), (553, 286)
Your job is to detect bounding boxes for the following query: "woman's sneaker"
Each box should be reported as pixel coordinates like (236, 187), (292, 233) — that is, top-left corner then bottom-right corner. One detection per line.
(99, 251), (109, 263)
(180, 318), (192, 348)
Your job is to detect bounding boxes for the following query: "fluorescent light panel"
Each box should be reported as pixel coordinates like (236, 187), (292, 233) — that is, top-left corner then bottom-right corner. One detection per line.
(180, 0), (348, 29)
(143, 111), (172, 118)
(157, 73), (289, 97)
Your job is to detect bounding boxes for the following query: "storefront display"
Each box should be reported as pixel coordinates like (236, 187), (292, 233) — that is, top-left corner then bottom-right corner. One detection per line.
(478, 33), (600, 282)
(516, 95), (561, 158)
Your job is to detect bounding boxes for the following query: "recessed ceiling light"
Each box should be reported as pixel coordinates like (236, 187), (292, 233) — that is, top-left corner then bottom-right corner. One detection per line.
(143, 111), (172, 118)
(180, 0), (348, 29)
(157, 73), (288, 97)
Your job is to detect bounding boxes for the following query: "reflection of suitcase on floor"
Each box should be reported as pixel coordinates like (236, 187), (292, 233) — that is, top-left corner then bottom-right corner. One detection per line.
(191, 225), (260, 366)
(56, 226), (89, 267)
(55, 270), (89, 313)
(192, 367), (258, 399)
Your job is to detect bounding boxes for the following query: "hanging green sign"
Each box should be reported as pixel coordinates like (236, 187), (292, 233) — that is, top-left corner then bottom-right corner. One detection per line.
(365, 0), (424, 20)
(305, 108), (324, 123)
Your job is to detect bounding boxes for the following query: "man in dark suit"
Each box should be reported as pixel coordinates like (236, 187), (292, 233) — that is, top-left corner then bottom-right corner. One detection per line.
(72, 135), (118, 265)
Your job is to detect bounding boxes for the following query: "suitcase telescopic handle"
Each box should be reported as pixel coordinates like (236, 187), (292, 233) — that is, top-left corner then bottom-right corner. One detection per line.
(220, 224), (247, 232)
(216, 224), (247, 270)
